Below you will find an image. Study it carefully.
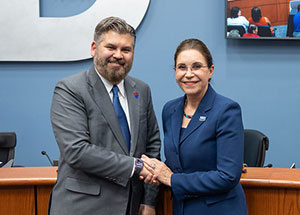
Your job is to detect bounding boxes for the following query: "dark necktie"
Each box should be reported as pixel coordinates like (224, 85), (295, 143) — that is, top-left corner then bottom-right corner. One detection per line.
(112, 85), (131, 152)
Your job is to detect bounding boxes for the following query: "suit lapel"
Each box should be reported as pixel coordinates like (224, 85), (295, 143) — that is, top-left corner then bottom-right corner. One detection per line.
(124, 77), (140, 156)
(87, 67), (129, 154)
(171, 96), (185, 154)
(180, 85), (216, 143)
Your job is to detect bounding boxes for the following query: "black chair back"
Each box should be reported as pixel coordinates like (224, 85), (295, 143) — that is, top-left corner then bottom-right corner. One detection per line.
(257, 25), (272, 37)
(244, 129), (269, 167)
(0, 132), (16, 167)
(227, 25), (246, 37)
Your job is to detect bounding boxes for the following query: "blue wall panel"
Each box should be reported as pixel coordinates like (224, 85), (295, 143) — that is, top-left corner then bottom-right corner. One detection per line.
(1, 0), (300, 167)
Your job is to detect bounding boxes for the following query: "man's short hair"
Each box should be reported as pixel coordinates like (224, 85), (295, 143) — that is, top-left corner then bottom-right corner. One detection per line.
(94, 16), (136, 45)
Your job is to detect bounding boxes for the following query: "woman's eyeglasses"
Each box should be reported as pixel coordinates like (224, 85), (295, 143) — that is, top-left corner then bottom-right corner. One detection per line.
(175, 63), (208, 72)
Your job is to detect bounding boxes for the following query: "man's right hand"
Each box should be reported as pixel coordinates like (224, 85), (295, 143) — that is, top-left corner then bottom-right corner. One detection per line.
(139, 166), (159, 186)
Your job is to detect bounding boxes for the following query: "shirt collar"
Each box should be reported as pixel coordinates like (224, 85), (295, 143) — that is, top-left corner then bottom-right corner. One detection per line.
(94, 67), (126, 98)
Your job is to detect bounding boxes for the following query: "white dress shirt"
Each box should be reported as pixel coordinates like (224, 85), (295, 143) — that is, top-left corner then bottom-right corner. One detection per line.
(95, 69), (136, 176)
(227, 16), (249, 32)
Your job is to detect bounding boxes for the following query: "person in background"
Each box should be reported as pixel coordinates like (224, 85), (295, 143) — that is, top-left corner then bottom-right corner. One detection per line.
(227, 6), (249, 32)
(228, 29), (241, 38)
(49, 16), (161, 215)
(243, 24), (259, 37)
(142, 39), (248, 215)
(249, 6), (274, 35)
(293, 4), (300, 37)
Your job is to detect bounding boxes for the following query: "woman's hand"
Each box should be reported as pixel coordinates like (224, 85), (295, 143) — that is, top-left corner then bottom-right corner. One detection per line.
(141, 155), (173, 187)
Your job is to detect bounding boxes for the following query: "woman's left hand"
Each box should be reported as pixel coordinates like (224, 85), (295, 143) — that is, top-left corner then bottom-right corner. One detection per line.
(141, 155), (173, 187)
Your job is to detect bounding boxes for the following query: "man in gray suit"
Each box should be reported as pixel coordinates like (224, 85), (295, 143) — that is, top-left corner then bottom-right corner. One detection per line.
(49, 17), (161, 215)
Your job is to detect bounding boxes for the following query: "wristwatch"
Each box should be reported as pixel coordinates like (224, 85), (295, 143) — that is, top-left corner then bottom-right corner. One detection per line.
(135, 158), (144, 175)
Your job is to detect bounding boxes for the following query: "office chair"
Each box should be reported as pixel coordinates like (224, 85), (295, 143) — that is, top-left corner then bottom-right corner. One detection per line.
(257, 25), (272, 37)
(244, 129), (269, 167)
(0, 132), (16, 167)
(227, 25), (246, 37)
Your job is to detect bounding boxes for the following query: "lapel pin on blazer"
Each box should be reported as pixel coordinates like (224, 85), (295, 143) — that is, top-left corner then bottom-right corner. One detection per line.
(134, 92), (139, 98)
(199, 116), (206, 121)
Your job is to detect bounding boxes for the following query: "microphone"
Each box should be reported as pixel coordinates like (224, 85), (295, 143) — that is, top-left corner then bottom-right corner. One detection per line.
(264, 163), (273, 168)
(41, 150), (54, 166)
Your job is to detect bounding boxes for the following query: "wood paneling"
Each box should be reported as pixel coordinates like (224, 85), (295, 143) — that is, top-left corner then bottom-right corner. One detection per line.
(0, 167), (57, 215)
(0, 186), (35, 215)
(37, 185), (53, 215)
(157, 186), (173, 215)
(228, 0), (291, 26)
(158, 167), (300, 215)
(244, 187), (300, 215)
(2, 167), (300, 215)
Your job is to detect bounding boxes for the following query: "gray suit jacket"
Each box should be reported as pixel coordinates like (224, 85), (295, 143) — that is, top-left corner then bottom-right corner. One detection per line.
(49, 66), (161, 215)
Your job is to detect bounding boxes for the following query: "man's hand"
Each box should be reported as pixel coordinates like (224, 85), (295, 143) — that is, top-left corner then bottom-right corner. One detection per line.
(141, 155), (173, 187)
(139, 165), (159, 185)
(139, 205), (156, 215)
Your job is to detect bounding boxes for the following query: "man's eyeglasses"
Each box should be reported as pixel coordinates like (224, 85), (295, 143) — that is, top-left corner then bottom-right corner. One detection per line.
(175, 63), (209, 72)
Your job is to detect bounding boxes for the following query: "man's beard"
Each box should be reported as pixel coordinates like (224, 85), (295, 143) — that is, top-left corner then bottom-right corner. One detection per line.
(94, 54), (132, 84)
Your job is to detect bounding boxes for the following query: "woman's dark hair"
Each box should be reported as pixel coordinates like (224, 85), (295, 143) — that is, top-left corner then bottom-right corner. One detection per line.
(248, 24), (258, 34)
(251, 7), (262, 22)
(174, 39), (213, 68)
(230, 6), (240, 18)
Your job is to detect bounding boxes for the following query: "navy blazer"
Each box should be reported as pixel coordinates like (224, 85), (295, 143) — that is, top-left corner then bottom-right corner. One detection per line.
(162, 85), (247, 215)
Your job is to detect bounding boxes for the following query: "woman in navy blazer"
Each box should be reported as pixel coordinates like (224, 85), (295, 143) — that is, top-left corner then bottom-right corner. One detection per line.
(142, 39), (247, 215)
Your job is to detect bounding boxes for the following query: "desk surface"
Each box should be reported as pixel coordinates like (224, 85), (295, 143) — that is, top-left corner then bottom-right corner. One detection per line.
(2, 166), (300, 215)
(1, 166), (300, 188)
(241, 167), (300, 188)
(0, 166), (57, 186)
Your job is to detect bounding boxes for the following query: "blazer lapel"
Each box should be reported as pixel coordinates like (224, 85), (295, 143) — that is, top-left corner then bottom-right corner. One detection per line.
(87, 67), (129, 154)
(180, 85), (216, 143)
(171, 96), (185, 154)
(124, 77), (140, 156)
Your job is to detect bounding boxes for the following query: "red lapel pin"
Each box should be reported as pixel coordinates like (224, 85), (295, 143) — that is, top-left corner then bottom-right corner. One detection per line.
(134, 92), (139, 98)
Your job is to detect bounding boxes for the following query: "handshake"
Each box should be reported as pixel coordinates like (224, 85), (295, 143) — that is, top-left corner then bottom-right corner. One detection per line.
(138, 155), (173, 187)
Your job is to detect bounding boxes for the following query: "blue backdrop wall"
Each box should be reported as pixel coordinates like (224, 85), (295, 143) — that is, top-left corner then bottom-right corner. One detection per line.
(1, 0), (300, 168)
